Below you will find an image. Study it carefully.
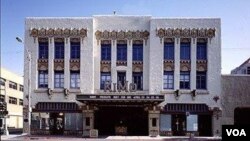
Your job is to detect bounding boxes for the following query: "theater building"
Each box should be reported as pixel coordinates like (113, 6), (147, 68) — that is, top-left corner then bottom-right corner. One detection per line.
(23, 15), (221, 137)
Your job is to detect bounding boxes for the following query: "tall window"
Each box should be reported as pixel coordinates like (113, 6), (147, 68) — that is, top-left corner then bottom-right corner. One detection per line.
(0, 78), (6, 86)
(117, 44), (127, 61)
(9, 81), (17, 90)
(38, 70), (48, 88)
(247, 67), (250, 74)
(19, 85), (24, 92)
(101, 44), (111, 61)
(197, 42), (207, 60)
(100, 72), (111, 89)
(196, 71), (206, 89)
(9, 97), (17, 105)
(19, 99), (23, 106)
(55, 41), (64, 59)
(180, 42), (190, 60)
(180, 71), (190, 89)
(39, 41), (48, 59)
(117, 72), (126, 86)
(54, 71), (64, 88)
(70, 71), (80, 88)
(164, 42), (174, 60)
(133, 44), (143, 61)
(70, 41), (80, 59)
(163, 71), (174, 89)
(133, 72), (143, 90)
(0, 95), (5, 102)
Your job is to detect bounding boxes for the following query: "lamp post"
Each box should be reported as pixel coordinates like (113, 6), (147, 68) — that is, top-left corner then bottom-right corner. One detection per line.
(16, 37), (31, 135)
(0, 80), (9, 135)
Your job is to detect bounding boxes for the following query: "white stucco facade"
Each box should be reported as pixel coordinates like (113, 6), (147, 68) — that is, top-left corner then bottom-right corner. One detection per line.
(24, 15), (221, 136)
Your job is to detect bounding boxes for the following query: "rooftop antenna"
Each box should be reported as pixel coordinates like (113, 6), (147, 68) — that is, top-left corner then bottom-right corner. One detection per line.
(113, 10), (116, 15)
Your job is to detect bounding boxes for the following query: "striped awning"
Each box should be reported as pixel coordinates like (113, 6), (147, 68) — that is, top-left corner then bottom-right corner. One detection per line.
(164, 103), (210, 113)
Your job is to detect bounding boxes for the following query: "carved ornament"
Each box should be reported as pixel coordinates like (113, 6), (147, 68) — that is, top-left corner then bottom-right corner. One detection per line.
(30, 28), (87, 38)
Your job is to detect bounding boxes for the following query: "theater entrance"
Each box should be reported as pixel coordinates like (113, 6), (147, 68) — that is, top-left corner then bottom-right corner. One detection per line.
(94, 106), (148, 136)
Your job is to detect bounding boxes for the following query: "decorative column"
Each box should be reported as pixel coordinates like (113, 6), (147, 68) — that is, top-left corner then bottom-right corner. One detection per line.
(174, 38), (180, 90)
(111, 40), (117, 84)
(82, 109), (95, 137)
(48, 37), (54, 89)
(64, 38), (70, 89)
(148, 109), (160, 137)
(143, 39), (149, 90)
(191, 38), (197, 90)
(127, 40), (132, 84)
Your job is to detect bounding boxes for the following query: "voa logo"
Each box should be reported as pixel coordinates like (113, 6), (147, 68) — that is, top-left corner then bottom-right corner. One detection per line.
(226, 129), (246, 136)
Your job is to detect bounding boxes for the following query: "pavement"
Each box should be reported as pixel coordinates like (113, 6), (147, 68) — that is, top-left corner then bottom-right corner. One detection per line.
(0, 134), (222, 141)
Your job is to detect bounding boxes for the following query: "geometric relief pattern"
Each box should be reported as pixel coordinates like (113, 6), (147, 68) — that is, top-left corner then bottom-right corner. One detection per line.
(70, 59), (80, 71)
(132, 62), (143, 72)
(180, 60), (191, 71)
(163, 61), (174, 71)
(37, 59), (48, 70)
(156, 28), (216, 39)
(54, 59), (64, 71)
(95, 30), (150, 43)
(196, 60), (207, 71)
(30, 28), (87, 38)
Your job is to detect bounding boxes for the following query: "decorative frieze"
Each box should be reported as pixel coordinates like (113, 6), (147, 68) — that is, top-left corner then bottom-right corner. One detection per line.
(54, 59), (64, 70)
(156, 28), (216, 43)
(30, 28), (87, 38)
(163, 60), (174, 71)
(95, 30), (149, 42)
(100, 63), (111, 72)
(180, 60), (191, 71)
(116, 61), (127, 66)
(37, 59), (48, 70)
(196, 60), (207, 71)
(132, 63), (143, 72)
(70, 59), (80, 71)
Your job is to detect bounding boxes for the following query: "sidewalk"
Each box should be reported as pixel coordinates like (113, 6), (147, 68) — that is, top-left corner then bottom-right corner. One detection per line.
(1, 134), (222, 141)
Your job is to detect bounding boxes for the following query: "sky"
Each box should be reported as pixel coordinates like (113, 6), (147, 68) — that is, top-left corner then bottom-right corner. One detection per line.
(1, 0), (250, 75)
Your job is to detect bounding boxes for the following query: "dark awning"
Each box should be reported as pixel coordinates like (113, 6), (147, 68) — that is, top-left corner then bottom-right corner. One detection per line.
(76, 94), (164, 105)
(164, 103), (211, 113)
(33, 102), (80, 112)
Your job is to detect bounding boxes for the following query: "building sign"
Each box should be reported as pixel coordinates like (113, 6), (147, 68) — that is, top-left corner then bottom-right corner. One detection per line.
(76, 94), (164, 101)
(104, 81), (137, 92)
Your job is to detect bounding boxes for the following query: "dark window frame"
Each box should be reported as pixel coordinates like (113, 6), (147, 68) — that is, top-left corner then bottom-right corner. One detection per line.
(70, 42), (80, 59)
(117, 72), (126, 86)
(100, 72), (111, 89)
(9, 96), (17, 105)
(39, 41), (48, 59)
(19, 85), (24, 92)
(164, 42), (175, 60)
(117, 44), (127, 61)
(9, 81), (17, 90)
(101, 44), (111, 61)
(70, 71), (80, 88)
(196, 71), (207, 89)
(54, 42), (65, 59)
(38, 70), (48, 88)
(19, 99), (23, 106)
(132, 72), (143, 90)
(133, 44), (143, 61)
(180, 42), (191, 60)
(163, 71), (174, 89)
(54, 71), (64, 88)
(180, 71), (190, 89)
(197, 42), (207, 60)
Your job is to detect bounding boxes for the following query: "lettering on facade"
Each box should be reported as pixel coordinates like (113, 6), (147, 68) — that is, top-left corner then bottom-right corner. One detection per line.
(104, 81), (137, 92)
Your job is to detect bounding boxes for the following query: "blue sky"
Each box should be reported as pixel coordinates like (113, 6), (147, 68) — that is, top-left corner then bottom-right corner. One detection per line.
(1, 0), (250, 75)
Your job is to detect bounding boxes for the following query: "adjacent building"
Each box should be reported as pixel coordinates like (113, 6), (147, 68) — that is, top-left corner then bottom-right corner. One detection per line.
(231, 58), (250, 74)
(0, 68), (23, 130)
(24, 15), (221, 137)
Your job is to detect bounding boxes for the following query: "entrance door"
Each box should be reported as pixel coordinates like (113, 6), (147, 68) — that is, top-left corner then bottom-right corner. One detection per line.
(198, 115), (212, 136)
(234, 107), (250, 125)
(95, 106), (148, 136)
(49, 113), (64, 135)
(172, 114), (186, 136)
